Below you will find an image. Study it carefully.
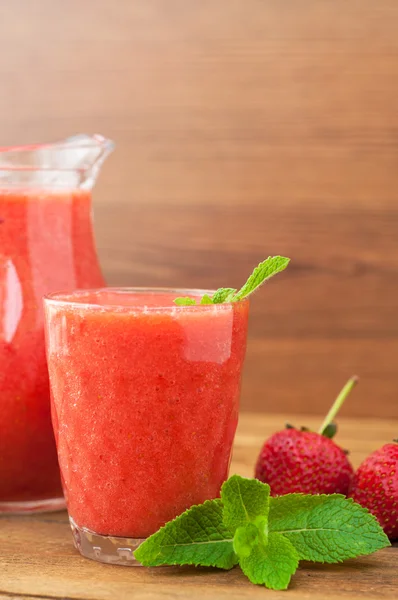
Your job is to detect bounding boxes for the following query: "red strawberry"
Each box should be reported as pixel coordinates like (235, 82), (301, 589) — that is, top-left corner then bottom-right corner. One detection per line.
(255, 377), (357, 496)
(349, 442), (398, 540)
(255, 428), (354, 495)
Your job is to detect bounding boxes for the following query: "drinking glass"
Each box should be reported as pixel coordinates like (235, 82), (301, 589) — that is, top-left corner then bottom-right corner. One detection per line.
(44, 288), (249, 564)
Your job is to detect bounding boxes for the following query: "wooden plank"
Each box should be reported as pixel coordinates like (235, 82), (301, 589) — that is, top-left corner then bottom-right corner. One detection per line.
(0, 414), (397, 600)
(95, 200), (398, 418)
(0, 535), (395, 600)
(1, 1), (398, 417)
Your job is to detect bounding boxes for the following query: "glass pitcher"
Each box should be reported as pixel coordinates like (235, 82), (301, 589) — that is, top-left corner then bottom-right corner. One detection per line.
(0, 134), (113, 513)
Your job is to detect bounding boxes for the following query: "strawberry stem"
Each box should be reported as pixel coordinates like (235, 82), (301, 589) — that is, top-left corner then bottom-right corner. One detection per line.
(318, 376), (359, 435)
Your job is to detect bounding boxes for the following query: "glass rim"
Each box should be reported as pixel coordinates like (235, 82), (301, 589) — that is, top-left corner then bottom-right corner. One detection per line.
(43, 287), (248, 312)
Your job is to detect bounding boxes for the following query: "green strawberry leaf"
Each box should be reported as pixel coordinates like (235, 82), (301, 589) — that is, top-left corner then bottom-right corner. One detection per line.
(211, 288), (237, 304)
(174, 297), (197, 306)
(221, 475), (270, 532)
(240, 532), (299, 590)
(232, 256), (290, 301)
(269, 494), (391, 563)
(322, 422), (337, 439)
(134, 499), (237, 569)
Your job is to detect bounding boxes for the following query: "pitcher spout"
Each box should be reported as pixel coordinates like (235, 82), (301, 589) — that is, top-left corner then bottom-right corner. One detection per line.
(0, 134), (115, 190)
(53, 134), (115, 189)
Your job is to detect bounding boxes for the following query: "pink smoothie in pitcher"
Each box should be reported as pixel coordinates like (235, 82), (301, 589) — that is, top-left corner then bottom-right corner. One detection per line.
(44, 289), (249, 538)
(0, 189), (104, 506)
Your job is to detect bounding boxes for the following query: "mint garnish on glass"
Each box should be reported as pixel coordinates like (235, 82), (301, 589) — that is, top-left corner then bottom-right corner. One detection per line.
(174, 256), (290, 306)
(134, 475), (390, 591)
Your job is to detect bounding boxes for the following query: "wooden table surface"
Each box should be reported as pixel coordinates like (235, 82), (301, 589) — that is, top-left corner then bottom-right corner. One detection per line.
(0, 412), (397, 600)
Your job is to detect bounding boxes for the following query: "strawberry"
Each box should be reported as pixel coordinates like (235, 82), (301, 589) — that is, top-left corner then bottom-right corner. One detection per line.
(349, 442), (398, 540)
(255, 428), (354, 495)
(255, 377), (357, 496)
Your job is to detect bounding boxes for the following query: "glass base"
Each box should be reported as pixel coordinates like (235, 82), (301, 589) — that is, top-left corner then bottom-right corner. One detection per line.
(70, 517), (145, 565)
(0, 497), (65, 514)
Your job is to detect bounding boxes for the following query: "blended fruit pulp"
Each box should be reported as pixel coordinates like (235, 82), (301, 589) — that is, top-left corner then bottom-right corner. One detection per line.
(45, 290), (249, 537)
(0, 189), (104, 504)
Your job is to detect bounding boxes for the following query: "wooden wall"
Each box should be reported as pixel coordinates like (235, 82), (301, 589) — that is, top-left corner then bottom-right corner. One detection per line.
(1, 1), (398, 419)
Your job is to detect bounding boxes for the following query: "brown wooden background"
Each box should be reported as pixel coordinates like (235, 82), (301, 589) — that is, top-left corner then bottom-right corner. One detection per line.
(1, 1), (397, 419)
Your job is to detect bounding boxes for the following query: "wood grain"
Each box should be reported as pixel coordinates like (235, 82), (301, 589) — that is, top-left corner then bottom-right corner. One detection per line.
(0, 413), (397, 600)
(1, 1), (398, 417)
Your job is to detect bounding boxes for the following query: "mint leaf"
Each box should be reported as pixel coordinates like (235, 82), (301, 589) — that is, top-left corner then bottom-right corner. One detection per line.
(269, 494), (391, 563)
(233, 523), (260, 558)
(233, 256), (290, 301)
(212, 288), (237, 304)
(240, 532), (299, 590)
(134, 499), (237, 569)
(200, 294), (213, 305)
(174, 297), (197, 306)
(221, 475), (270, 532)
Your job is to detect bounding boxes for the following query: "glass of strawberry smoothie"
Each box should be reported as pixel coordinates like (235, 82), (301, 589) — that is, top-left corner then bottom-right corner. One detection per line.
(44, 288), (249, 564)
(0, 135), (113, 513)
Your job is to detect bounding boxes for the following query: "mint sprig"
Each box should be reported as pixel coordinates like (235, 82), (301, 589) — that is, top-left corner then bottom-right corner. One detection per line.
(174, 256), (290, 306)
(134, 475), (390, 590)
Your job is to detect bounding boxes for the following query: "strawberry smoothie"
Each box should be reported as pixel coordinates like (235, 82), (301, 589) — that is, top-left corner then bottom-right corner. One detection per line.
(0, 188), (104, 510)
(44, 289), (249, 544)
